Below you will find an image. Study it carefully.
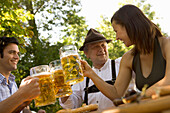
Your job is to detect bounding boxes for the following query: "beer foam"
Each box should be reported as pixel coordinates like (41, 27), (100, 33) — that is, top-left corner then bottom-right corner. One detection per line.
(32, 72), (51, 77)
(61, 51), (78, 58)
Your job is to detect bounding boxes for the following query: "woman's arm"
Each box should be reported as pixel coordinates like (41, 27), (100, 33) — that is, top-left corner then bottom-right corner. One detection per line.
(81, 60), (118, 101)
(80, 51), (133, 101)
(114, 51), (134, 97)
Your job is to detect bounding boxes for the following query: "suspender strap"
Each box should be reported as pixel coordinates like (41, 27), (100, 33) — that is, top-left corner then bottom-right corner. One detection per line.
(87, 80), (115, 93)
(84, 77), (89, 105)
(111, 59), (116, 82)
(84, 60), (116, 105)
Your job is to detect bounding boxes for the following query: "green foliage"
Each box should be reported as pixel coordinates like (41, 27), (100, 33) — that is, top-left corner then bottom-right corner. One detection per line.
(29, 99), (62, 113)
(10, 0), (85, 112)
(0, 0), (34, 42)
(1, 0), (168, 112)
(1, 0), (85, 112)
(59, 11), (90, 64)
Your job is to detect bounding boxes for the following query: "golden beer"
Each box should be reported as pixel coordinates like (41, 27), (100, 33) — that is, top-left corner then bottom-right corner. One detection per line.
(61, 54), (84, 85)
(52, 69), (72, 98)
(30, 65), (56, 107)
(49, 59), (73, 98)
(33, 72), (56, 107)
(56, 85), (72, 98)
(53, 69), (65, 87)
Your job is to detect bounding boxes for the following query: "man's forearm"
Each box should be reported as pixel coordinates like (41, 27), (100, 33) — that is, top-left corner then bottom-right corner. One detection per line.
(12, 101), (31, 113)
(0, 90), (27, 113)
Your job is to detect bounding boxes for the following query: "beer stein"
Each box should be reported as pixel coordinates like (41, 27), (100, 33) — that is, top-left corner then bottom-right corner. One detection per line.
(30, 65), (56, 107)
(59, 45), (84, 85)
(49, 60), (72, 98)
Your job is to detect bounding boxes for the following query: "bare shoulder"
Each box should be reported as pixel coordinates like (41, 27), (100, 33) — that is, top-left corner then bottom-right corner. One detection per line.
(159, 36), (170, 46)
(161, 36), (170, 44)
(159, 37), (170, 59)
(121, 49), (134, 69)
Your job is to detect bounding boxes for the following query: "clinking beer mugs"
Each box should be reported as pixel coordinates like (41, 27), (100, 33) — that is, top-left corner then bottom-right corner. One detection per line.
(49, 60), (72, 98)
(59, 45), (84, 85)
(30, 65), (56, 107)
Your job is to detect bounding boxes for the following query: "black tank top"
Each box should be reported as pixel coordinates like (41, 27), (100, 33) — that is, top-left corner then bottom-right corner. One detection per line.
(132, 37), (166, 91)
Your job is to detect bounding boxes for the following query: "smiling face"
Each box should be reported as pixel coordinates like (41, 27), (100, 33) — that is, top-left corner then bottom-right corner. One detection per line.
(112, 21), (133, 47)
(84, 41), (109, 69)
(0, 43), (20, 74)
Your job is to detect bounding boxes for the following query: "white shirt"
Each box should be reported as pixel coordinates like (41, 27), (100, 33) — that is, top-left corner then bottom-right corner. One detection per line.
(59, 57), (135, 110)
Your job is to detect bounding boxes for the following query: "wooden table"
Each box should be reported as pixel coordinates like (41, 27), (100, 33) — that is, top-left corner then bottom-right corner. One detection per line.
(91, 95), (170, 113)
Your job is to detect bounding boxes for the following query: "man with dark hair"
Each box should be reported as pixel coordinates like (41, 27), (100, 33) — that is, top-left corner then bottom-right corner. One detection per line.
(0, 37), (19, 58)
(0, 37), (44, 113)
(59, 29), (136, 110)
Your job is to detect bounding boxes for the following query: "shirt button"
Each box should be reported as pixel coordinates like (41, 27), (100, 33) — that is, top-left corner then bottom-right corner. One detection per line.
(99, 70), (101, 72)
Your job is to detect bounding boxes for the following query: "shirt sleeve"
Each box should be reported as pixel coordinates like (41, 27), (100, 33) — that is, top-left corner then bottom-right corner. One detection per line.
(59, 82), (84, 109)
(59, 96), (74, 109)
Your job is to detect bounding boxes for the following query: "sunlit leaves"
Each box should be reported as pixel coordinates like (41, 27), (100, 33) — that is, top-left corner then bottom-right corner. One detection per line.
(0, 1), (34, 40)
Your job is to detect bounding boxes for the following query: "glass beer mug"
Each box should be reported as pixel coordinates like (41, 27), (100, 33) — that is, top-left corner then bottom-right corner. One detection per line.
(59, 45), (84, 85)
(30, 65), (56, 107)
(49, 60), (72, 98)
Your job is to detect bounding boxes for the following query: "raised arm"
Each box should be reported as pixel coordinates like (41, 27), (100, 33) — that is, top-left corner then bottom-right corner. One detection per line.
(80, 52), (133, 101)
(0, 76), (40, 113)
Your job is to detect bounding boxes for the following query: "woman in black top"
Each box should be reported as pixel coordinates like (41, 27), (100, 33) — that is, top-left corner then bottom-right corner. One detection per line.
(81, 4), (170, 101)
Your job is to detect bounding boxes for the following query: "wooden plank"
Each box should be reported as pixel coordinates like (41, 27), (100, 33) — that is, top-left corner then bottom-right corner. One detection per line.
(101, 95), (170, 113)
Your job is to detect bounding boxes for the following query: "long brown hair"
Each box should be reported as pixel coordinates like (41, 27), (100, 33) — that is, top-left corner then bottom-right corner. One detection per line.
(111, 4), (162, 55)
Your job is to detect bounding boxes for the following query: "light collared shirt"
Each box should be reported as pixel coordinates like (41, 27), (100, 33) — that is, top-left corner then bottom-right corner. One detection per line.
(59, 57), (136, 110)
(0, 73), (18, 102)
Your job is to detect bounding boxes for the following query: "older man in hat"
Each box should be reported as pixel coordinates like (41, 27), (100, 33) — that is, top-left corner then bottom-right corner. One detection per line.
(59, 28), (135, 110)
